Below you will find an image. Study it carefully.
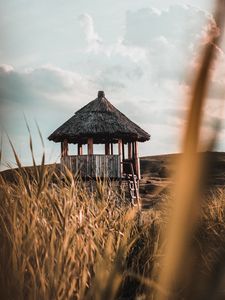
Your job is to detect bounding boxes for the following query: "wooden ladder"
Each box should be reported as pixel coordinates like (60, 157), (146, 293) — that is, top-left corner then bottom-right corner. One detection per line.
(122, 162), (140, 208)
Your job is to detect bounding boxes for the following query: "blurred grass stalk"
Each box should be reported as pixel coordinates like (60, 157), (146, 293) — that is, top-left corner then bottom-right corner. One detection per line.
(156, 1), (225, 299)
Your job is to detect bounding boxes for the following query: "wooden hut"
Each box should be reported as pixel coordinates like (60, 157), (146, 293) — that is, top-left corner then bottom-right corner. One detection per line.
(48, 91), (150, 204)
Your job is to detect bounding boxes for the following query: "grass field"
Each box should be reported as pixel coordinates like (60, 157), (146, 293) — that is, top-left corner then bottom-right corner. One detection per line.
(0, 157), (225, 299)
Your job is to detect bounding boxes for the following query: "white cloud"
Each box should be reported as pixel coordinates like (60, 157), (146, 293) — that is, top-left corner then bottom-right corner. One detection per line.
(77, 5), (224, 155)
(78, 5), (221, 89)
(79, 13), (147, 63)
(0, 64), (99, 109)
(0, 64), (100, 169)
(0, 64), (14, 73)
(79, 13), (103, 53)
(124, 5), (216, 47)
(122, 5), (218, 82)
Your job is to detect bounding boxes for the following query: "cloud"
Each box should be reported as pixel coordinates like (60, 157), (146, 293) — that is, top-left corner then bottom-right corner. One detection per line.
(78, 13), (147, 63)
(0, 64), (98, 109)
(123, 5), (217, 81)
(79, 3), (225, 147)
(78, 5), (220, 90)
(0, 64), (100, 168)
(0, 64), (14, 73)
(79, 13), (103, 53)
(77, 13), (149, 91)
(124, 5), (216, 47)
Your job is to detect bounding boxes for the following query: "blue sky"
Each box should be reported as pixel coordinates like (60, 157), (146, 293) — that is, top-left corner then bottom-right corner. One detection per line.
(0, 0), (224, 170)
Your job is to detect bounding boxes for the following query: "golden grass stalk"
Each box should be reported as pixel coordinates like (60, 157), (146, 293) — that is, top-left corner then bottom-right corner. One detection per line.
(156, 1), (225, 299)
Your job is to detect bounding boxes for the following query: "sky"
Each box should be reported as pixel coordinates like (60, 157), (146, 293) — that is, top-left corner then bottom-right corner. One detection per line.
(0, 0), (224, 170)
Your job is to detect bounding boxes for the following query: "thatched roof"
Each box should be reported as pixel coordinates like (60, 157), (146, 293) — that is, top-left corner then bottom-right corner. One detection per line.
(48, 91), (150, 144)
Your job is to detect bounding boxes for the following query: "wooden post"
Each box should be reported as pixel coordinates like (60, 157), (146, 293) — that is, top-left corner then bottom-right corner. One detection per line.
(118, 139), (123, 177)
(77, 143), (83, 155)
(105, 143), (110, 155)
(132, 142), (135, 160)
(134, 141), (140, 179)
(65, 140), (68, 156)
(61, 139), (68, 157)
(111, 143), (114, 155)
(61, 142), (64, 158)
(88, 138), (93, 155)
(128, 142), (132, 160)
(122, 142), (125, 161)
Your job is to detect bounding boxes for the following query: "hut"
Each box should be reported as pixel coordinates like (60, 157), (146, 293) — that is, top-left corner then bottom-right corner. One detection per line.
(48, 91), (150, 204)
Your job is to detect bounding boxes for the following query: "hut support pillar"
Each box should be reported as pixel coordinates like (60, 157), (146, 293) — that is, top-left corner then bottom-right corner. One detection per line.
(128, 142), (132, 160)
(61, 142), (63, 158)
(118, 139), (123, 177)
(88, 138), (93, 155)
(122, 142), (125, 161)
(111, 143), (114, 155)
(134, 141), (140, 179)
(132, 142), (135, 160)
(61, 139), (68, 158)
(105, 143), (110, 155)
(77, 144), (83, 155)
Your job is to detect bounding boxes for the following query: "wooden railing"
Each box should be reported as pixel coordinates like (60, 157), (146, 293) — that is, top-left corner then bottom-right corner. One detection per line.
(61, 155), (121, 178)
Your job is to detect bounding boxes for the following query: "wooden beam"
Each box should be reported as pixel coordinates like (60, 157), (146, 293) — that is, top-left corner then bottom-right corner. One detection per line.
(118, 139), (123, 176)
(122, 142), (125, 161)
(61, 139), (68, 157)
(61, 139), (68, 158)
(77, 143), (83, 155)
(128, 142), (132, 160)
(134, 141), (138, 157)
(132, 142), (135, 160)
(111, 143), (114, 155)
(105, 143), (110, 155)
(134, 141), (140, 179)
(61, 142), (64, 158)
(87, 138), (93, 155)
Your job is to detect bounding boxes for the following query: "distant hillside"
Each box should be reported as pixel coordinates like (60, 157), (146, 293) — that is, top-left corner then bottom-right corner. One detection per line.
(140, 152), (225, 185)
(0, 164), (60, 184)
(139, 152), (225, 207)
(1, 152), (225, 209)
(1, 152), (225, 184)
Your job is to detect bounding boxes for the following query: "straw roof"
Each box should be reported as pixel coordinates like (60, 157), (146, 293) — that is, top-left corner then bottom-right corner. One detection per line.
(48, 91), (150, 144)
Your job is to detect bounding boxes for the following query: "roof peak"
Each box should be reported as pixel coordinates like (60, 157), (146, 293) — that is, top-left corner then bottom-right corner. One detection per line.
(97, 91), (105, 98)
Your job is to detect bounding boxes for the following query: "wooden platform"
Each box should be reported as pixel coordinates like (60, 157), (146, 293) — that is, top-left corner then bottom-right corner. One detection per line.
(61, 155), (121, 178)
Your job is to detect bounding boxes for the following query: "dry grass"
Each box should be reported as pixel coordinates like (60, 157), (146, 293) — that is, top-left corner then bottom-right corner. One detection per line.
(0, 162), (225, 300)
(0, 164), (140, 300)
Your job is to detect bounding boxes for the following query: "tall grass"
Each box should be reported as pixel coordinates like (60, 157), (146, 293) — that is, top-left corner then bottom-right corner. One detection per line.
(0, 164), (225, 299)
(156, 1), (225, 299)
(0, 164), (140, 300)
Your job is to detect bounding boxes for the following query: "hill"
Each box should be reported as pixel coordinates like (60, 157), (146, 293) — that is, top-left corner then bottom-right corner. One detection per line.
(140, 152), (225, 207)
(140, 152), (225, 184)
(1, 152), (225, 208)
